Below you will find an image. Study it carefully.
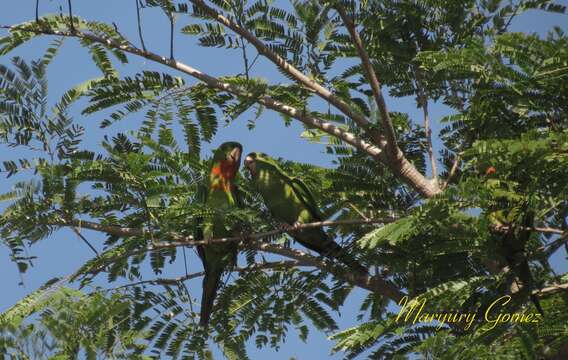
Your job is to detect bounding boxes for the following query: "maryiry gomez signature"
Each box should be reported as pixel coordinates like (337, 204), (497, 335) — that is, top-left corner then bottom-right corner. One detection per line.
(395, 295), (542, 331)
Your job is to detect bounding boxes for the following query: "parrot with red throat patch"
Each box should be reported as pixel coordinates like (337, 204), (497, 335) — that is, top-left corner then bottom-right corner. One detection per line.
(197, 141), (243, 327)
(244, 152), (367, 274)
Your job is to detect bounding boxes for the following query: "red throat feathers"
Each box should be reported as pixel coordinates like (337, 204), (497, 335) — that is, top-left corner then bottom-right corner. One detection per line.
(210, 159), (238, 192)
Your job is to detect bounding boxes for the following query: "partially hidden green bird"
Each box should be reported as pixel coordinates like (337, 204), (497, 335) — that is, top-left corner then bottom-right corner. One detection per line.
(244, 152), (367, 274)
(197, 141), (243, 327)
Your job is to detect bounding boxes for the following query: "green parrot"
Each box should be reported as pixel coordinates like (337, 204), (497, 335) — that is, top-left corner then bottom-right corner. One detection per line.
(197, 141), (243, 327)
(244, 152), (367, 274)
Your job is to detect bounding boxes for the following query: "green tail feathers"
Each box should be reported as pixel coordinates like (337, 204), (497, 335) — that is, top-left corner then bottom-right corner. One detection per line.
(199, 268), (223, 327)
(293, 228), (368, 275)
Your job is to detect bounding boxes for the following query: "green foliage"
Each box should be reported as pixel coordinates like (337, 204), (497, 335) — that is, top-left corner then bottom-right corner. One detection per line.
(1, 285), (149, 359)
(1, 0), (568, 359)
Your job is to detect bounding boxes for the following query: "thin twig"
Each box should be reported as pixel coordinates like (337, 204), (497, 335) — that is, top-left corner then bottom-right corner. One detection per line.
(348, 203), (369, 220)
(182, 247), (189, 278)
(415, 67), (437, 179)
(111, 22), (136, 49)
(421, 97), (437, 178)
(103, 260), (307, 292)
(442, 154), (461, 190)
(67, 0), (75, 32)
(53, 218), (145, 237)
(71, 226), (99, 255)
(135, 0), (147, 52)
(228, 1), (250, 80)
(169, 15), (174, 59)
(501, 4), (522, 34)
(54, 217), (398, 244)
(246, 52), (261, 73)
(240, 39), (249, 80)
(495, 225), (565, 236)
(540, 232), (568, 257)
(35, 0), (40, 22)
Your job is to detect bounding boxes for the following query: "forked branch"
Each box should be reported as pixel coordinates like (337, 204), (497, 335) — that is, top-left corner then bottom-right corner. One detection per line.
(187, 0), (384, 145)
(1, 8), (441, 198)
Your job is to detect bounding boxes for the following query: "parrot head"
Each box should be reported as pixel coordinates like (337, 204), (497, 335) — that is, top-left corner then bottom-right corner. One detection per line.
(244, 152), (272, 178)
(244, 152), (258, 177)
(244, 152), (281, 179)
(209, 142), (243, 191)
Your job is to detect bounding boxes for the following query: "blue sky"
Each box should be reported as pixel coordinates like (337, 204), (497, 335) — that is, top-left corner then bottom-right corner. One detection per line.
(1, 1), (567, 358)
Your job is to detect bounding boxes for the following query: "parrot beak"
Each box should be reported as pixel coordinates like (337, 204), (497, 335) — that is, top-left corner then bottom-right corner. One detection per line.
(244, 153), (256, 174)
(229, 146), (242, 165)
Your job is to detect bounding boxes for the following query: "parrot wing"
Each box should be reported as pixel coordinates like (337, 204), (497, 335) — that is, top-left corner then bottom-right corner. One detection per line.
(288, 177), (324, 221)
(257, 159), (368, 275)
(255, 156), (323, 221)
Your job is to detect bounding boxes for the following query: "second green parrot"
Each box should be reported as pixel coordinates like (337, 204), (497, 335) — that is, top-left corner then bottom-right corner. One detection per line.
(244, 152), (367, 274)
(197, 141), (243, 327)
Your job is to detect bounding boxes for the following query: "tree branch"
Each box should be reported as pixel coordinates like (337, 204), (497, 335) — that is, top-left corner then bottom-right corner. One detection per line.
(53, 217), (566, 246)
(495, 225), (565, 236)
(334, 5), (397, 153)
(59, 219), (145, 237)
(187, 0), (383, 144)
(0, 24), (385, 162)
(540, 232), (568, 258)
(414, 67), (437, 179)
(441, 153), (461, 190)
(105, 260), (307, 291)
(87, 239), (405, 302)
(1, 21), (444, 197)
(333, 5), (442, 197)
(185, 1), (440, 197)
(251, 242), (406, 302)
(46, 217), (568, 303)
(135, 0), (146, 52)
(55, 217), (397, 243)
(169, 13), (174, 59)
(58, 217), (404, 301)
(534, 282), (568, 297)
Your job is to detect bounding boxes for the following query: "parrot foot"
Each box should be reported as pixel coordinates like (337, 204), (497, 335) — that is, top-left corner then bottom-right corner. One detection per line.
(291, 221), (302, 231)
(278, 222), (302, 234)
(238, 232), (248, 243)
